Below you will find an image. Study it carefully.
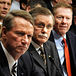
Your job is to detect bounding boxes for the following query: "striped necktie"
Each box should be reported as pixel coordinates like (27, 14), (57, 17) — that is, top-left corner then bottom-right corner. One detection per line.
(11, 63), (17, 76)
(39, 47), (46, 65)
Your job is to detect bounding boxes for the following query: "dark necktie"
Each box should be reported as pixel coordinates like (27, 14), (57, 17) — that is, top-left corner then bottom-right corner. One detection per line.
(39, 47), (46, 65)
(63, 38), (72, 76)
(11, 63), (17, 76)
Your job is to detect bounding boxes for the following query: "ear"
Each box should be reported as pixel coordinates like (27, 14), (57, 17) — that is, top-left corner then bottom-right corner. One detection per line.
(21, 3), (27, 10)
(55, 0), (59, 3)
(1, 26), (7, 39)
(26, 6), (31, 12)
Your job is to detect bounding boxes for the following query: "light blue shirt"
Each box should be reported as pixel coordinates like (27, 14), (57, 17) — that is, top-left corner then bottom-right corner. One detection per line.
(10, 0), (20, 11)
(52, 30), (67, 76)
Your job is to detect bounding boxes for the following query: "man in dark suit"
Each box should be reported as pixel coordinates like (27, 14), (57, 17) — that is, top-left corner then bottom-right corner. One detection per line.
(27, 7), (63, 76)
(49, 3), (76, 76)
(0, 10), (35, 76)
(43, 0), (72, 12)
(20, 0), (47, 12)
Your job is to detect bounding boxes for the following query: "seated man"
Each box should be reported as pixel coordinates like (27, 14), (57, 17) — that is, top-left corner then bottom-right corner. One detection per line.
(20, 0), (47, 12)
(49, 2), (76, 76)
(0, 10), (37, 76)
(26, 7), (63, 76)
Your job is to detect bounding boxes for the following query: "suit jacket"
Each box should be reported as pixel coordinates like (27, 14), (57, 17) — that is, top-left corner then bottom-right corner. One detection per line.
(49, 31), (76, 76)
(18, 51), (40, 76)
(0, 42), (38, 76)
(28, 40), (64, 76)
(0, 43), (11, 76)
(43, 0), (53, 12)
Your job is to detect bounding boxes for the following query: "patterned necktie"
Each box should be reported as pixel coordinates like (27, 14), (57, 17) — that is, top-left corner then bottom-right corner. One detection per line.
(11, 63), (17, 76)
(39, 47), (46, 65)
(63, 38), (72, 76)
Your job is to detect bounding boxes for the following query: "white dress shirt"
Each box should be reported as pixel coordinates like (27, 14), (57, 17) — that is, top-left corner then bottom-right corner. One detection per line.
(32, 41), (43, 55)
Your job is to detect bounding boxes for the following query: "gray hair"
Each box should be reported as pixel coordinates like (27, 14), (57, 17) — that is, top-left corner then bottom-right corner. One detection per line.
(3, 10), (34, 31)
(29, 7), (55, 25)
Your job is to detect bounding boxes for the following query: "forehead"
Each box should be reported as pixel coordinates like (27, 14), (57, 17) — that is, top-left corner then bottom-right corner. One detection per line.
(12, 17), (33, 29)
(0, 0), (11, 3)
(35, 15), (53, 23)
(56, 0), (72, 2)
(55, 7), (72, 16)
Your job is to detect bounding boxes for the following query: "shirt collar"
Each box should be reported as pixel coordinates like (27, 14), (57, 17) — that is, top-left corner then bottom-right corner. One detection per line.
(32, 41), (43, 50)
(0, 22), (2, 25)
(1, 42), (17, 73)
(52, 30), (66, 40)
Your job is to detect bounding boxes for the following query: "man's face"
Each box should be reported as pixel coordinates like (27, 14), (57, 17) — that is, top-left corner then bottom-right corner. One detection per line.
(2, 17), (34, 58)
(54, 7), (72, 36)
(33, 15), (53, 45)
(0, 0), (11, 19)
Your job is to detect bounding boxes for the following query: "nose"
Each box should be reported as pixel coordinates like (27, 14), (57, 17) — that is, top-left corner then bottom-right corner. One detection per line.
(42, 27), (47, 33)
(21, 35), (29, 45)
(62, 18), (67, 23)
(3, 3), (9, 9)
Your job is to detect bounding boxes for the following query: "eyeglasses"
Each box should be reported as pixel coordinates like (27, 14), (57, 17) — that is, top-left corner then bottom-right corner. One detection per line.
(35, 22), (53, 29)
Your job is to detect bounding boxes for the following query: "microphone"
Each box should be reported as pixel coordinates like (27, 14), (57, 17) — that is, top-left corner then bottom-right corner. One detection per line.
(49, 55), (63, 76)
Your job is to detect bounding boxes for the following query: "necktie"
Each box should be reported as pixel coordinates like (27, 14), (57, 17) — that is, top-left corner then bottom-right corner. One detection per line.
(39, 47), (46, 65)
(11, 63), (17, 76)
(63, 38), (72, 76)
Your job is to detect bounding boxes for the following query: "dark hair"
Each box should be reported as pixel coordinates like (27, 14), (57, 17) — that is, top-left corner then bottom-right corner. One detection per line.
(28, 0), (47, 9)
(3, 10), (34, 31)
(20, 0), (29, 9)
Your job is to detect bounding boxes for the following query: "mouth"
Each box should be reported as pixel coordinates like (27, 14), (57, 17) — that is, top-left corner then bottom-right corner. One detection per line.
(59, 25), (67, 29)
(2, 11), (7, 15)
(39, 35), (47, 39)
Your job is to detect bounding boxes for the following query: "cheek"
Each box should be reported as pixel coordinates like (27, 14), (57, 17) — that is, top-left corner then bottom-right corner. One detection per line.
(34, 29), (40, 37)
(55, 18), (61, 24)
(6, 34), (21, 46)
(27, 39), (32, 48)
(69, 21), (72, 25)
(47, 30), (51, 37)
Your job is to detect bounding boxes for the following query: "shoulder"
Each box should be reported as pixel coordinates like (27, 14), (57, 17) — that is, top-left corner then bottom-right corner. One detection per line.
(19, 51), (33, 65)
(18, 51), (34, 75)
(44, 40), (56, 49)
(67, 31), (76, 38)
(67, 31), (76, 43)
(44, 40), (57, 55)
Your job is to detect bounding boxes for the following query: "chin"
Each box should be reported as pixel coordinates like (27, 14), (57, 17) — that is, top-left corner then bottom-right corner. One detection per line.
(17, 50), (26, 54)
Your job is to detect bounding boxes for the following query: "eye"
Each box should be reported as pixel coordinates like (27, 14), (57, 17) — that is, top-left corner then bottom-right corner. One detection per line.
(66, 17), (70, 20)
(15, 31), (25, 36)
(7, 3), (11, 6)
(56, 16), (63, 20)
(0, 1), (5, 4)
(36, 23), (45, 28)
(27, 34), (33, 39)
(46, 24), (53, 29)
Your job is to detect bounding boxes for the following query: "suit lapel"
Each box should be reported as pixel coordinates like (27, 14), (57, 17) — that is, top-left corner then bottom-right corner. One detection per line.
(43, 43), (51, 76)
(29, 44), (47, 72)
(0, 43), (11, 76)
